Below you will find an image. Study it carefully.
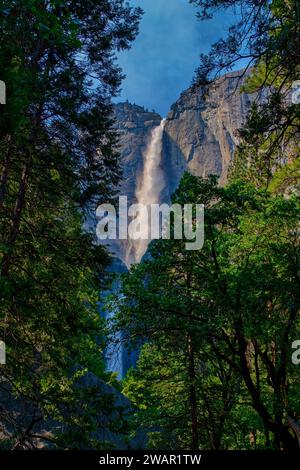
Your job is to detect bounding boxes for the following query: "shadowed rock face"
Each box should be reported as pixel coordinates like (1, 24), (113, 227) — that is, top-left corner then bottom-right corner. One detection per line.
(0, 373), (146, 449)
(103, 103), (162, 264)
(114, 102), (162, 207)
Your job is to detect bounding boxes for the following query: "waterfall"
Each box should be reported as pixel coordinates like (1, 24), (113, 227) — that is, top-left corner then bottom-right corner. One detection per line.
(126, 118), (166, 265)
(105, 119), (166, 378)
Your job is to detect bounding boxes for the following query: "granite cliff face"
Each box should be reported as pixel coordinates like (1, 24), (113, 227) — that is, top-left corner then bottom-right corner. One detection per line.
(115, 71), (255, 201)
(162, 70), (255, 193)
(114, 102), (162, 206)
(111, 71), (255, 264)
(104, 103), (162, 264)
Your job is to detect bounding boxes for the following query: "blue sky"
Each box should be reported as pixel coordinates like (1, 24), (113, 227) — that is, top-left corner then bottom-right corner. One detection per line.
(116, 0), (234, 116)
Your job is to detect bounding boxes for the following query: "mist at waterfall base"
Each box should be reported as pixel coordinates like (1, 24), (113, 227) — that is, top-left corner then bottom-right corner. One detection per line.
(105, 118), (167, 379)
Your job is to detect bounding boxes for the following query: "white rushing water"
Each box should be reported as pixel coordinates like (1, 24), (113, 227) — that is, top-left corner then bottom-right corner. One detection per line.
(125, 118), (166, 265)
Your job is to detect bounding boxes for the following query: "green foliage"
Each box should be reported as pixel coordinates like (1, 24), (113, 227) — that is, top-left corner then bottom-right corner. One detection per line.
(268, 159), (300, 195)
(190, 1), (300, 191)
(0, 0), (142, 449)
(111, 174), (300, 449)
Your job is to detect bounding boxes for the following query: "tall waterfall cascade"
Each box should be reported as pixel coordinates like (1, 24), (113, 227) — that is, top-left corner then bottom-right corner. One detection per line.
(125, 118), (166, 265)
(107, 119), (166, 378)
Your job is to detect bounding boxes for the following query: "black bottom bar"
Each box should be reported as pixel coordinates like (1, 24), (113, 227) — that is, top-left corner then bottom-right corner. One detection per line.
(0, 450), (299, 468)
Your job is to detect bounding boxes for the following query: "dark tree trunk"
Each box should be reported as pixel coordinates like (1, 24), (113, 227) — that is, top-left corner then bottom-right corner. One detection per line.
(187, 334), (199, 451)
(235, 323), (298, 450)
(0, 137), (12, 209)
(1, 152), (32, 276)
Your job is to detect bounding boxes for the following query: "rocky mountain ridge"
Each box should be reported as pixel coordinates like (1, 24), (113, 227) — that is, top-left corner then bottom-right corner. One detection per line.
(111, 70), (257, 264)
